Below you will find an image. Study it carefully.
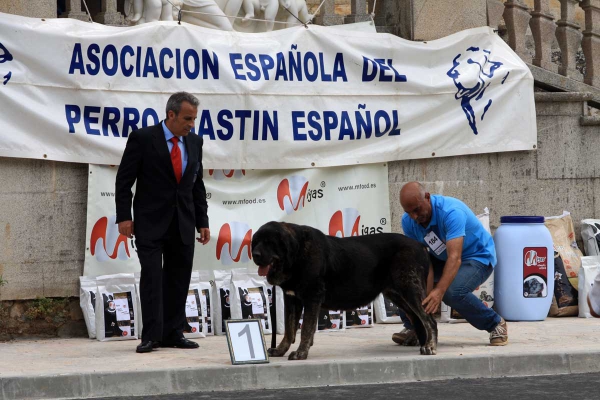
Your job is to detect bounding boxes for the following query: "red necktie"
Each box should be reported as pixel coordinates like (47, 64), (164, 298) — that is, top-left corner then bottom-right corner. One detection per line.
(170, 137), (182, 183)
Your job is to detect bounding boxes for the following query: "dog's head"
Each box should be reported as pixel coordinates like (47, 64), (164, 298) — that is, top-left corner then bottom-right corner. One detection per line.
(251, 221), (299, 286)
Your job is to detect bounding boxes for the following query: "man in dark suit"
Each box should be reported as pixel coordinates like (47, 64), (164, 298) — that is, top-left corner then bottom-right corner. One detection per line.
(115, 92), (210, 353)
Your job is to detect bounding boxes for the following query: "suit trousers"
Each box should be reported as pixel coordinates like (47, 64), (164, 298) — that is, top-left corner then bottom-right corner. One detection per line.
(135, 214), (195, 342)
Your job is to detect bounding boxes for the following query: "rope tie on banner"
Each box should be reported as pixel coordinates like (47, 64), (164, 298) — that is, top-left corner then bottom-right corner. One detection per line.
(307, 0), (327, 25)
(81, 0), (94, 23)
(370, 0), (378, 22)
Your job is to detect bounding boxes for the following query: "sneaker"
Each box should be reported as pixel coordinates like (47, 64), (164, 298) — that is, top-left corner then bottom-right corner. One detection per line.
(392, 328), (418, 346)
(489, 317), (508, 346)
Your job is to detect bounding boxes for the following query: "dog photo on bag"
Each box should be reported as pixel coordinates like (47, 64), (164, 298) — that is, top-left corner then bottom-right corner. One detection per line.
(251, 221), (436, 360)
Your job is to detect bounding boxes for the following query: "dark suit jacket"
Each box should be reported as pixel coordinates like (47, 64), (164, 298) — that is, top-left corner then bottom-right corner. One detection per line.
(115, 123), (209, 245)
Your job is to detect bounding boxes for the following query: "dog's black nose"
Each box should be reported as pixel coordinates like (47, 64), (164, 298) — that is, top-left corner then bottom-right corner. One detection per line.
(252, 250), (261, 261)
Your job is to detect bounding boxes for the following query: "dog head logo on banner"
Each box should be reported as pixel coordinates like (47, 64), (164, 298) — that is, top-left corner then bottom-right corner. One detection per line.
(329, 208), (360, 237)
(447, 47), (506, 135)
(216, 221), (252, 265)
(277, 175), (309, 215)
(0, 41), (13, 85)
(90, 215), (131, 262)
(209, 169), (246, 180)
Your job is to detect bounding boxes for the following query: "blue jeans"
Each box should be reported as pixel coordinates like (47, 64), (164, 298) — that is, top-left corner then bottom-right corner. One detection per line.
(400, 258), (501, 332)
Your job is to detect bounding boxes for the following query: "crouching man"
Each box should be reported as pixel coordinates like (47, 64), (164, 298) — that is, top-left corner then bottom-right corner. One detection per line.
(393, 182), (508, 346)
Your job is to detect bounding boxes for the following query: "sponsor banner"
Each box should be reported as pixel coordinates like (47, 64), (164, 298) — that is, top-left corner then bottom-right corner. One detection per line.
(0, 13), (536, 168)
(85, 165), (139, 275)
(84, 163), (390, 276)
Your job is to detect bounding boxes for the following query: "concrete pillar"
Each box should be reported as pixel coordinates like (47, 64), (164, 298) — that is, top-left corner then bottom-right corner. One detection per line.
(487, 0), (505, 31)
(556, 0), (583, 80)
(314, 0), (344, 26)
(581, 0), (600, 87)
(503, 0), (532, 62)
(59, 0), (90, 22)
(530, 0), (558, 72)
(93, 0), (124, 26)
(412, 0), (487, 41)
(344, 0), (370, 24)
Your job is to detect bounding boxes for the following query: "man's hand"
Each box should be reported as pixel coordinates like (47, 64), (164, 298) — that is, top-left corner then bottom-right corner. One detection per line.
(118, 220), (134, 238)
(197, 227), (210, 245)
(422, 287), (445, 314)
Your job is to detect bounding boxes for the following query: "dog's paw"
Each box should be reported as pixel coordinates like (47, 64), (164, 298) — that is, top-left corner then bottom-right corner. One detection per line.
(268, 347), (287, 357)
(420, 346), (437, 355)
(288, 350), (308, 360)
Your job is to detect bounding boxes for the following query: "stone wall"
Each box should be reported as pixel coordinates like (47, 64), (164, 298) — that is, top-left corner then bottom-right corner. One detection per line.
(0, 0), (56, 18)
(0, 159), (88, 301)
(389, 93), (600, 241)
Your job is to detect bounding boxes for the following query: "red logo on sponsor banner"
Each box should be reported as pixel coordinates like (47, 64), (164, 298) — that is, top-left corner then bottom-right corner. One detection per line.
(122, 331), (128, 337)
(209, 169), (246, 180)
(216, 222), (253, 265)
(329, 208), (361, 237)
(277, 175), (309, 215)
(192, 327), (197, 333)
(90, 215), (131, 262)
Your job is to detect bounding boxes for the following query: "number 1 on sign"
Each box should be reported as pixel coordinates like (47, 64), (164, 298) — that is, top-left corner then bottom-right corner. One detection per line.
(238, 323), (255, 359)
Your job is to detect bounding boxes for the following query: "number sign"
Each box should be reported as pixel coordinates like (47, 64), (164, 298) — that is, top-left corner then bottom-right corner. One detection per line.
(225, 319), (269, 365)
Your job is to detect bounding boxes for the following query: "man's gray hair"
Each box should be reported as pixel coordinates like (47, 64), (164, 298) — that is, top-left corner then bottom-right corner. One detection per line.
(166, 92), (199, 118)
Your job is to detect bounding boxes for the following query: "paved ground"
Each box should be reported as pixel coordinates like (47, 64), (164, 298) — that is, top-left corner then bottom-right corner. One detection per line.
(1, 318), (599, 399)
(95, 372), (600, 400)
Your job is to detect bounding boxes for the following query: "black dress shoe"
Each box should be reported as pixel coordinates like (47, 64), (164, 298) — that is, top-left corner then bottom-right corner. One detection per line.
(161, 337), (199, 349)
(136, 340), (157, 353)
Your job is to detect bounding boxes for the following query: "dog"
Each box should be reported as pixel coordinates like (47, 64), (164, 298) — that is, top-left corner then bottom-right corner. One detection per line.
(251, 221), (437, 360)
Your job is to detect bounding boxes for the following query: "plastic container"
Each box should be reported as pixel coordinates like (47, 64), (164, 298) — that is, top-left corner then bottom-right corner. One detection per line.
(493, 216), (554, 321)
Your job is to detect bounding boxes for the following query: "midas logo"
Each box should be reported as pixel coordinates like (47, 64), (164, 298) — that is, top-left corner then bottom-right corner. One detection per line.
(90, 215), (131, 262)
(209, 169), (246, 180)
(329, 208), (360, 237)
(216, 222), (252, 265)
(524, 250), (546, 266)
(277, 175), (309, 215)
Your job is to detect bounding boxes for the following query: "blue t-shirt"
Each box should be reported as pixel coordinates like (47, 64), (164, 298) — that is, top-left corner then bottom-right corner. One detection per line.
(401, 195), (497, 267)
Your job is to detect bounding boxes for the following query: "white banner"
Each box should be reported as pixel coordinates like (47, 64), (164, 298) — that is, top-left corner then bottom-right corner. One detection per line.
(0, 13), (536, 169)
(84, 163), (391, 276)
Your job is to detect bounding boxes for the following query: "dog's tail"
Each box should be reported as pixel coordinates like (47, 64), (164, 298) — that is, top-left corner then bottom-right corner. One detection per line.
(271, 285), (277, 349)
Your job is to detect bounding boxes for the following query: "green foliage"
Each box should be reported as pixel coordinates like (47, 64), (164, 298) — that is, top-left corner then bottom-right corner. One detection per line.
(24, 297), (69, 322)
(0, 275), (7, 287)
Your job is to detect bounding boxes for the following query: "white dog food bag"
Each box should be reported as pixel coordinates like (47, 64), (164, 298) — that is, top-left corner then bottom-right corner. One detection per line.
(133, 272), (143, 337)
(300, 309), (345, 332)
(578, 256), (600, 318)
(212, 270), (232, 335)
(581, 219), (600, 256)
(197, 270), (214, 336)
(79, 276), (97, 339)
(95, 273), (139, 341)
(264, 283), (285, 334)
(441, 208), (495, 323)
(184, 271), (206, 339)
(345, 304), (374, 328)
(373, 294), (402, 324)
(230, 268), (272, 334)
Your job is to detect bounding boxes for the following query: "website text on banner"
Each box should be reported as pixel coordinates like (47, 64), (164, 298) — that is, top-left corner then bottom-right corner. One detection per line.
(84, 163), (391, 277)
(0, 13), (536, 169)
